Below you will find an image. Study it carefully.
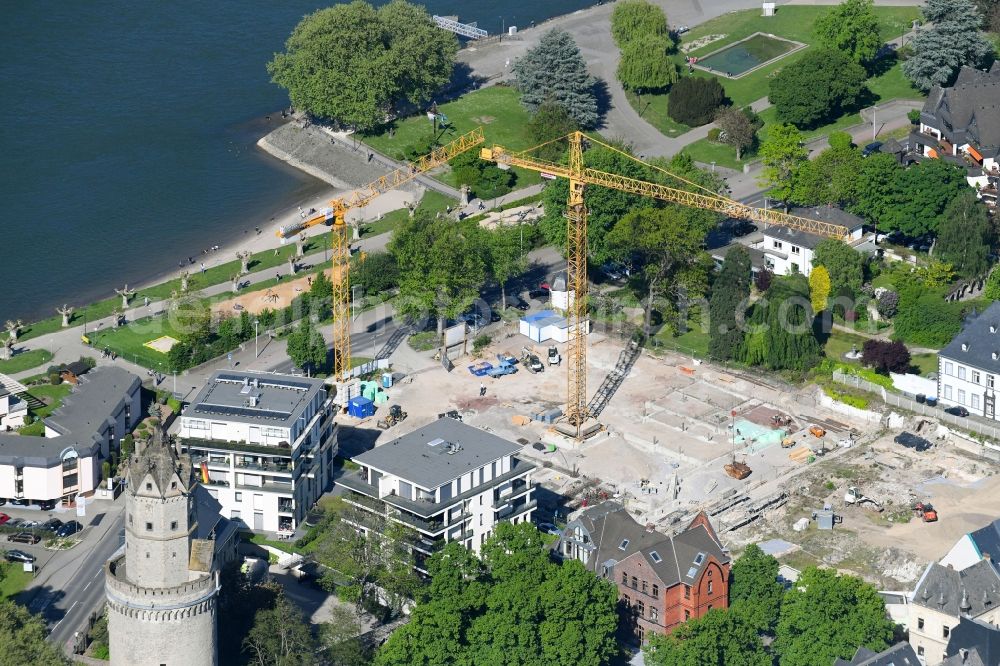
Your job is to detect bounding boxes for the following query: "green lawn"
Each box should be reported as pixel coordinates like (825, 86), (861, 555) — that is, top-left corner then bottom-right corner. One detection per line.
(361, 189), (456, 238)
(0, 349), (52, 375)
(624, 90), (690, 138)
(17, 239), (322, 344)
(824, 330), (870, 364)
(651, 324), (711, 357)
(911, 353), (938, 376)
(0, 564), (33, 599)
(90, 315), (194, 372)
(360, 86), (542, 189)
(680, 138), (750, 170)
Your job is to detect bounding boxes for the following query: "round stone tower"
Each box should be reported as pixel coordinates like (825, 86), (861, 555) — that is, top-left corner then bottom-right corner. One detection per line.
(105, 427), (219, 666)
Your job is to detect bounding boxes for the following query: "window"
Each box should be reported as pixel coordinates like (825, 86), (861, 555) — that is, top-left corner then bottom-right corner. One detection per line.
(684, 609), (690, 620)
(145, 522), (153, 531)
(958, 366), (967, 380)
(637, 600), (644, 617)
(707, 605), (713, 611)
(235, 492), (242, 502)
(170, 521), (178, 530)
(973, 370), (981, 384)
(146, 483), (152, 491)
(917, 617), (925, 630)
(943, 626), (950, 638)
(958, 389), (966, 405)
(231, 510), (241, 520)
(694, 553), (705, 565)
(708, 580), (714, 594)
(624, 594), (631, 607)
(622, 572), (628, 585)
(631, 576), (638, 590)
(649, 551), (662, 563)
(684, 585), (691, 599)
(918, 646), (924, 657)
(171, 481), (177, 489)
(652, 584), (659, 599)
(650, 606), (658, 622)
(944, 385), (953, 399)
(128, 514), (133, 525)
(989, 374), (995, 389)
(479, 515), (483, 526)
(973, 394), (981, 409)
(619, 539), (630, 551)
(479, 495), (483, 505)
(791, 245), (800, 255)
(641, 580), (648, 594)
(773, 240), (783, 250)
(945, 361), (954, 375)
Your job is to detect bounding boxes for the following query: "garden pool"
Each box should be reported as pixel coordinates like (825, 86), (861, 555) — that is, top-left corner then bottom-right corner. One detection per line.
(694, 33), (802, 78)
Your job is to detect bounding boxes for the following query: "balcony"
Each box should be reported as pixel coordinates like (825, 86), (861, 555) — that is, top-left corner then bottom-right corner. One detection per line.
(341, 489), (385, 512)
(278, 501), (295, 514)
(393, 511), (446, 536)
(498, 499), (537, 521)
(234, 459), (292, 474)
(236, 479), (293, 494)
(493, 481), (534, 508)
(335, 471), (379, 498)
(182, 437), (291, 457)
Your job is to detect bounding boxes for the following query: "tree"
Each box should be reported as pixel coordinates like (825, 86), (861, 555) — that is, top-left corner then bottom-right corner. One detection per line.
(758, 124), (808, 206)
(285, 318), (327, 375)
(893, 284), (966, 347)
(390, 212), (485, 356)
(709, 246), (752, 361)
(769, 49), (867, 128)
(903, 0), (995, 91)
(243, 590), (319, 666)
(526, 100), (578, 162)
(450, 149), (516, 199)
(485, 226), (527, 310)
(645, 608), (771, 666)
(715, 106), (758, 160)
(861, 339), (912, 373)
(321, 606), (371, 666)
(755, 266), (774, 292)
(0, 600), (70, 666)
(667, 77), (727, 126)
(813, 239), (865, 298)
(876, 289), (899, 318)
(267, 1), (457, 130)
(729, 544), (784, 635)
(985, 268), (1000, 301)
(611, 0), (670, 47)
(740, 274), (820, 371)
(791, 142), (864, 207)
(814, 0), (882, 67)
(809, 266), (832, 313)
(848, 153), (901, 223)
(351, 251), (400, 295)
(937, 190), (992, 277)
(376, 523), (619, 666)
(514, 29), (599, 128)
(617, 36), (679, 101)
(880, 160), (969, 237)
(775, 567), (893, 666)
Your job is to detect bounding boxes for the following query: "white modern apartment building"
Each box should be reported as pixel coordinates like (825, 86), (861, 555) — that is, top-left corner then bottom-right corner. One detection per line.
(937, 302), (1000, 419)
(336, 417), (536, 573)
(0, 367), (141, 505)
(177, 371), (337, 533)
(753, 206), (865, 277)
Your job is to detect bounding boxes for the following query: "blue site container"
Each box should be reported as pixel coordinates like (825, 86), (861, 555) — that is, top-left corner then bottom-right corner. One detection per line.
(347, 396), (375, 419)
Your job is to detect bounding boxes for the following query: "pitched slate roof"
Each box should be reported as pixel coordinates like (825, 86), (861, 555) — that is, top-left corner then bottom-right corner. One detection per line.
(911, 559), (1000, 617)
(968, 518), (1000, 562)
(833, 642), (921, 666)
(922, 62), (1000, 159)
(943, 617), (1000, 666)
(939, 301), (1000, 373)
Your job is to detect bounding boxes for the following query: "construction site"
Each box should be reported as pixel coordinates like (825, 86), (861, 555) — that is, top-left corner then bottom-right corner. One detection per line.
(339, 325), (1000, 591)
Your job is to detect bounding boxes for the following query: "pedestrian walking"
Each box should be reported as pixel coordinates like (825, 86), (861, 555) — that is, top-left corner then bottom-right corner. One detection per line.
(200, 262), (205, 273)
(479, 383), (486, 397)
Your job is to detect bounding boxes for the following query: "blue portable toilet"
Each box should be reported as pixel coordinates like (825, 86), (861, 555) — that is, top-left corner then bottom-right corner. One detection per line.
(381, 372), (393, 388)
(347, 396), (375, 419)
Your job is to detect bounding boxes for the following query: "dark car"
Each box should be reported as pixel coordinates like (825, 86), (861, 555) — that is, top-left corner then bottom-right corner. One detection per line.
(56, 521), (83, 538)
(944, 406), (970, 417)
(513, 299), (530, 311)
(7, 532), (41, 545)
(37, 500), (56, 511)
(5, 550), (36, 564)
(41, 519), (63, 532)
(7, 518), (24, 529)
(490, 311), (502, 323)
(525, 355), (545, 373)
(10, 498), (29, 507)
(0, 498), (6, 506)
(894, 432), (932, 451)
(862, 141), (883, 157)
(528, 289), (549, 300)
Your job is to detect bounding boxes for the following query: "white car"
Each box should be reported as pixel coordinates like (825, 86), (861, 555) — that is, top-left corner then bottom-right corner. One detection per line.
(676, 25), (690, 34)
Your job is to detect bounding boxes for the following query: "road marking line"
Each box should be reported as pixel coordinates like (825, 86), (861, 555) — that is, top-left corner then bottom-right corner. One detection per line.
(83, 581), (91, 591)
(69, 601), (79, 611)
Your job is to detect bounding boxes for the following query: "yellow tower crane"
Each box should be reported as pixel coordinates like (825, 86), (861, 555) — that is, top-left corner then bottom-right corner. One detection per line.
(277, 127), (485, 380)
(481, 131), (849, 440)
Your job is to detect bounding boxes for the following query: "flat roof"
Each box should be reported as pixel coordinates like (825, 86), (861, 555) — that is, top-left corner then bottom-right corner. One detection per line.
(186, 371), (325, 428)
(353, 417), (521, 490)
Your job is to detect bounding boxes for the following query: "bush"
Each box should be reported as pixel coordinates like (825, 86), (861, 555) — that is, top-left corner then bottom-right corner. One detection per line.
(907, 109), (921, 124)
(876, 290), (899, 318)
(48, 373), (61, 385)
(667, 77), (727, 126)
(861, 339), (911, 374)
(473, 334), (492, 354)
(166, 397), (182, 414)
(449, 150), (516, 199)
(754, 267), (773, 292)
(403, 134), (439, 161)
(707, 127), (722, 142)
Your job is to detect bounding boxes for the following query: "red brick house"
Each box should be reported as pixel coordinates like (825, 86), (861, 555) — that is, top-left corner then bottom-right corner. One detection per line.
(556, 502), (730, 643)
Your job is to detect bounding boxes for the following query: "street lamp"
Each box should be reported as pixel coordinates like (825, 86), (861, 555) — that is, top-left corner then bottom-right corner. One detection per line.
(254, 319), (260, 358)
(872, 104), (878, 142)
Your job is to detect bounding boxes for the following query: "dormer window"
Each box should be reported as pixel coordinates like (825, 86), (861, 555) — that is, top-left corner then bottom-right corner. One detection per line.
(962, 343), (969, 351)
(991, 325), (996, 333)
(619, 539), (630, 551)
(649, 551), (662, 563)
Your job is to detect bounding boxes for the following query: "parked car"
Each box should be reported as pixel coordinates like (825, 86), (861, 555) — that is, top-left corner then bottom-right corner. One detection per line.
(41, 518), (63, 532)
(894, 432), (932, 451)
(7, 532), (41, 545)
(5, 549), (36, 564)
(10, 498), (29, 507)
(0, 498), (6, 506)
(490, 311), (502, 323)
(20, 520), (40, 530)
(548, 346), (561, 366)
(7, 518), (24, 529)
(0, 513), (10, 526)
(944, 406), (969, 417)
(37, 500), (56, 511)
(56, 521), (83, 538)
(675, 25), (690, 34)
(528, 288), (549, 300)
(513, 299), (530, 311)
(862, 141), (883, 157)
(537, 522), (561, 536)
(525, 355), (545, 373)
(600, 263), (626, 281)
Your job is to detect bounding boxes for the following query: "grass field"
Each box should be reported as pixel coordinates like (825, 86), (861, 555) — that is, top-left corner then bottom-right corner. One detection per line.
(90, 315), (193, 372)
(624, 90), (690, 138)
(911, 353), (937, 376)
(824, 330), (870, 364)
(0, 348), (52, 375)
(17, 239), (322, 344)
(1, 564), (33, 599)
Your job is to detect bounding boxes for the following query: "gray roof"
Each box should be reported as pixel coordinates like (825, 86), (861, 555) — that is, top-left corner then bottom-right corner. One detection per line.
(968, 518), (1000, 563)
(186, 371), (325, 428)
(763, 224), (826, 250)
(790, 206), (865, 231)
(0, 366), (140, 467)
(833, 642), (920, 666)
(939, 301), (1000, 373)
(943, 617), (1000, 666)
(912, 559), (1000, 617)
(710, 243), (768, 270)
(352, 417), (521, 490)
(922, 62), (1000, 159)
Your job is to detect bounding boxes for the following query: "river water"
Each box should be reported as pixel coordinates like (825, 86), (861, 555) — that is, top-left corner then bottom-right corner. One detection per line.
(0, 0), (592, 322)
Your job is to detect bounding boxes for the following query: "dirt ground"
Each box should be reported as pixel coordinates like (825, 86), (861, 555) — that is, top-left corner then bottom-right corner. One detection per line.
(211, 268), (337, 316)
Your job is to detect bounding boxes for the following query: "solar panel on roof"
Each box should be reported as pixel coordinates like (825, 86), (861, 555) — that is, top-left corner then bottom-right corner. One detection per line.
(194, 404), (290, 420)
(686, 566), (698, 578)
